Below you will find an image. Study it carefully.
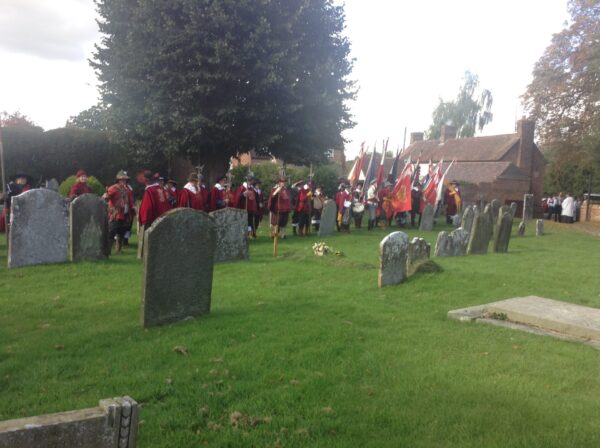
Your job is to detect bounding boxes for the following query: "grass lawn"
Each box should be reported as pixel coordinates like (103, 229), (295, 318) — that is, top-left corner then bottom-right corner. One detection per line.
(1, 219), (600, 447)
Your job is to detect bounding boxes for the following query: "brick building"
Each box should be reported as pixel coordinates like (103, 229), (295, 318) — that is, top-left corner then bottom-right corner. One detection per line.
(402, 119), (545, 216)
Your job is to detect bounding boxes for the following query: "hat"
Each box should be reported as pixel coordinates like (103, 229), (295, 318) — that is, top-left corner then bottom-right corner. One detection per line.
(153, 172), (164, 181)
(167, 178), (177, 185)
(12, 173), (31, 181)
(188, 172), (199, 182)
(76, 169), (87, 178)
(116, 170), (130, 180)
(217, 174), (227, 182)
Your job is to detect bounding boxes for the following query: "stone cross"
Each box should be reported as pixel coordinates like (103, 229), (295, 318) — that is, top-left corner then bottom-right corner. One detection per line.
(8, 189), (68, 268)
(467, 212), (491, 255)
(209, 207), (248, 262)
(318, 199), (337, 236)
(141, 209), (216, 327)
(419, 203), (434, 231)
(536, 219), (544, 236)
(407, 237), (431, 275)
(493, 212), (513, 253)
(378, 231), (409, 287)
(523, 194), (534, 221)
(70, 194), (110, 261)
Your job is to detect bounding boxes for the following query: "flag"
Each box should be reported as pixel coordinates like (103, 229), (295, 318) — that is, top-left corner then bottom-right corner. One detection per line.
(363, 143), (378, 191)
(348, 142), (366, 185)
(390, 158), (413, 213)
(375, 138), (389, 186)
(437, 159), (456, 205)
(420, 159), (444, 213)
(388, 145), (401, 183)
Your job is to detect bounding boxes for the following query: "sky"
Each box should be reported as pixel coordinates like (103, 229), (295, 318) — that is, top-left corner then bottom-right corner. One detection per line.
(0, 0), (570, 158)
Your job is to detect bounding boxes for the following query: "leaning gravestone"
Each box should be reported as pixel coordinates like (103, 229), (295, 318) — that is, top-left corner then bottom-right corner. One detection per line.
(523, 194), (534, 221)
(467, 213), (491, 255)
(452, 214), (461, 227)
(378, 231), (409, 288)
(407, 237), (431, 275)
(518, 221), (526, 236)
(490, 199), (500, 223)
(419, 204), (434, 231)
(318, 199), (337, 236)
(483, 203), (495, 237)
(0, 396), (138, 448)
(8, 189), (68, 268)
(70, 194), (109, 261)
(435, 228), (469, 257)
(510, 202), (518, 218)
(536, 219), (544, 236)
(209, 207), (248, 262)
(462, 206), (475, 234)
(141, 209), (216, 327)
(45, 178), (59, 192)
(493, 212), (513, 253)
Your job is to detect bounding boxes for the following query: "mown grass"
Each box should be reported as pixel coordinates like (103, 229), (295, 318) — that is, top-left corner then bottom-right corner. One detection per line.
(1, 220), (600, 447)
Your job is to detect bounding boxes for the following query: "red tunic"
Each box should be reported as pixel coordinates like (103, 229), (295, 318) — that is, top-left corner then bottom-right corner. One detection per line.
(295, 187), (312, 213)
(69, 182), (93, 199)
(200, 184), (211, 212)
(165, 186), (178, 207)
(106, 183), (134, 222)
(210, 184), (227, 211)
(234, 183), (258, 214)
(268, 185), (291, 213)
(336, 190), (351, 212)
(139, 183), (172, 227)
(177, 184), (204, 210)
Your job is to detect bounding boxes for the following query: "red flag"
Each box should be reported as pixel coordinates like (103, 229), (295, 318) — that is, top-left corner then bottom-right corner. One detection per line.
(391, 159), (413, 213)
(420, 159), (444, 213)
(348, 142), (366, 186)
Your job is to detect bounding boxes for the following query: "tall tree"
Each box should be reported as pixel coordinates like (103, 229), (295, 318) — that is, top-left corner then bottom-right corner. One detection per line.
(92, 0), (355, 178)
(66, 105), (109, 131)
(427, 71), (493, 139)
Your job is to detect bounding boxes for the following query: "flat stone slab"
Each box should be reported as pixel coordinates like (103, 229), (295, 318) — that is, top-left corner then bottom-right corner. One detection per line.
(449, 296), (600, 347)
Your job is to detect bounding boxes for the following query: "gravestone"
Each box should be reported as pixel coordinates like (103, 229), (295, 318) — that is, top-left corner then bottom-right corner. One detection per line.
(378, 231), (409, 287)
(435, 231), (451, 257)
(452, 214), (461, 227)
(499, 205), (510, 219)
(0, 396), (138, 448)
(466, 213), (491, 255)
(536, 219), (544, 236)
(209, 207), (248, 262)
(435, 228), (469, 257)
(142, 209), (215, 327)
(419, 204), (434, 231)
(490, 199), (500, 223)
(493, 212), (513, 253)
(45, 178), (59, 192)
(523, 194), (534, 221)
(462, 206), (475, 234)
(483, 203), (495, 237)
(318, 199), (337, 236)
(518, 221), (526, 236)
(407, 237), (431, 275)
(510, 202), (518, 218)
(8, 189), (68, 268)
(70, 194), (109, 261)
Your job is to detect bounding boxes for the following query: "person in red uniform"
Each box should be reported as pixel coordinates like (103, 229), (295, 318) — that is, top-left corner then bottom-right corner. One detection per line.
(268, 176), (292, 239)
(103, 170), (135, 254)
(177, 172), (204, 210)
(254, 178), (265, 230)
(1, 173), (31, 233)
(165, 178), (178, 207)
(294, 181), (313, 236)
(336, 183), (352, 233)
(124, 176), (136, 246)
(68, 169), (93, 199)
(199, 174), (211, 212)
(235, 175), (259, 238)
(444, 181), (461, 224)
(210, 175), (229, 211)
(139, 171), (172, 228)
(378, 181), (392, 227)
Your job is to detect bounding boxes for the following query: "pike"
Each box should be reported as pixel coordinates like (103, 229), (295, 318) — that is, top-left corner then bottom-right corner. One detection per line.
(273, 163), (286, 257)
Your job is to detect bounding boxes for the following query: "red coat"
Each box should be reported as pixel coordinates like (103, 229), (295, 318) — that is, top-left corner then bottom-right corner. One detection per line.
(234, 183), (258, 214)
(165, 186), (178, 207)
(200, 184), (210, 212)
(336, 190), (351, 212)
(210, 184), (227, 211)
(69, 182), (93, 198)
(177, 184), (204, 210)
(139, 183), (172, 226)
(106, 183), (134, 222)
(268, 185), (291, 213)
(295, 187), (312, 213)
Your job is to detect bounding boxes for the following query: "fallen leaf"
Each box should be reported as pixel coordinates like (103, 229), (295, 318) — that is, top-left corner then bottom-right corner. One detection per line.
(209, 357), (223, 363)
(207, 421), (222, 431)
(208, 369), (218, 376)
(342, 320), (353, 326)
(173, 345), (188, 356)
(321, 406), (334, 414)
(164, 377), (172, 385)
(54, 344), (64, 350)
(289, 379), (300, 385)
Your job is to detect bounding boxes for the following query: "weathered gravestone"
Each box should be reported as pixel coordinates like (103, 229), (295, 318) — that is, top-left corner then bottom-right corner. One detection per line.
(462, 206), (475, 234)
(493, 205), (511, 241)
(378, 231), (409, 288)
(452, 214), (461, 227)
(70, 194), (109, 261)
(0, 396), (138, 448)
(419, 203), (434, 231)
(407, 237), (431, 275)
(499, 205), (510, 219)
(209, 207), (248, 262)
(493, 212), (513, 253)
(483, 203), (495, 237)
(435, 228), (469, 257)
(466, 212), (491, 255)
(45, 178), (59, 192)
(536, 219), (544, 236)
(8, 189), (68, 268)
(318, 199), (337, 236)
(523, 194), (534, 221)
(141, 209), (215, 327)
(490, 199), (500, 224)
(510, 202), (518, 218)
(518, 220), (526, 236)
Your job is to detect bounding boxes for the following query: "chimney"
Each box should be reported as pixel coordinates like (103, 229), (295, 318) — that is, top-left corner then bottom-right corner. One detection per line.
(410, 132), (424, 144)
(516, 118), (534, 171)
(440, 125), (456, 142)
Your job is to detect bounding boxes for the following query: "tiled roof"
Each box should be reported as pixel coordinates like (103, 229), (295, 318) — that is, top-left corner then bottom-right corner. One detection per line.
(403, 134), (520, 162)
(443, 161), (528, 185)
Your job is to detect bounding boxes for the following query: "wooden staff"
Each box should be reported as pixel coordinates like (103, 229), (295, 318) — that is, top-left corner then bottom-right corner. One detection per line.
(273, 187), (280, 257)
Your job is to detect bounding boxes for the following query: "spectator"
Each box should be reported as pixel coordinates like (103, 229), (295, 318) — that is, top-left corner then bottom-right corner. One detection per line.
(561, 192), (575, 224)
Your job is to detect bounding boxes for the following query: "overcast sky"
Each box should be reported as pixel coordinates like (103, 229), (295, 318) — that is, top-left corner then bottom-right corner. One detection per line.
(0, 0), (569, 158)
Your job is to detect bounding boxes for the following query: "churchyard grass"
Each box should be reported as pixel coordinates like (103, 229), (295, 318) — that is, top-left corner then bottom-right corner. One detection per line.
(1, 220), (600, 447)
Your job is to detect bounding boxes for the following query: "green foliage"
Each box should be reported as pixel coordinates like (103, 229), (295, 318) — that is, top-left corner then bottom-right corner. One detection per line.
(2, 127), (129, 186)
(92, 0), (356, 177)
(427, 71), (493, 139)
(2, 223), (600, 447)
(58, 175), (105, 197)
(0, 110), (43, 131)
(65, 105), (109, 131)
